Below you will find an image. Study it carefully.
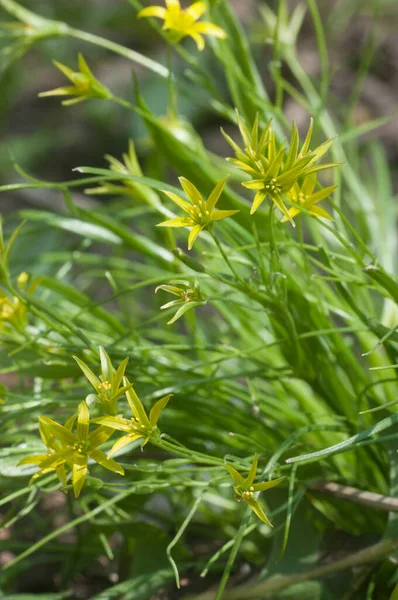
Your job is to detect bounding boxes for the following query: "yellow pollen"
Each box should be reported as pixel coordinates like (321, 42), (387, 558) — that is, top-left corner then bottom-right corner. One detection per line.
(99, 381), (112, 391)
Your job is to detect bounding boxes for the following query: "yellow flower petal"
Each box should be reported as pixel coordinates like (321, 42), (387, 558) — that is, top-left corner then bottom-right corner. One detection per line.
(194, 21), (227, 39)
(156, 217), (193, 228)
(77, 401), (90, 441)
(39, 87), (81, 98)
(210, 209), (240, 222)
(165, 0), (180, 7)
(137, 5), (167, 19)
(92, 416), (132, 433)
(206, 176), (229, 212)
(108, 433), (143, 458)
(89, 447), (125, 475)
(149, 393), (172, 427)
(52, 60), (75, 81)
(72, 454), (88, 498)
(188, 31), (205, 51)
(161, 190), (192, 213)
(307, 185), (337, 205)
(178, 177), (203, 205)
(188, 224), (204, 250)
(250, 191), (267, 214)
(281, 208), (300, 222)
(246, 496), (273, 527)
(242, 180), (265, 190)
(244, 455), (258, 487)
(19, 454), (48, 466)
(186, 1), (206, 21)
(308, 205), (333, 220)
(272, 195), (295, 226)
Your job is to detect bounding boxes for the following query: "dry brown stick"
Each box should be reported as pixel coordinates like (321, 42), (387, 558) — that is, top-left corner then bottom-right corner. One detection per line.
(309, 481), (398, 512)
(189, 539), (398, 600)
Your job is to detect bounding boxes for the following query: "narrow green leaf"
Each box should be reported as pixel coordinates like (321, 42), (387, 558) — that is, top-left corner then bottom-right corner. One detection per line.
(286, 414), (398, 465)
(364, 265), (398, 304)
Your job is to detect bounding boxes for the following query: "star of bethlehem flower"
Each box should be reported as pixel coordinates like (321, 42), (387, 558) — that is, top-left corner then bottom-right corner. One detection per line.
(84, 140), (161, 211)
(259, 0), (306, 51)
(19, 413), (77, 491)
(19, 401), (124, 498)
(0, 290), (25, 331)
(93, 378), (172, 457)
(137, 0), (227, 51)
(281, 174), (337, 222)
(0, 272), (38, 333)
(155, 279), (207, 324)
(226, 455), (284, 526)
(157, 176), (239, 249)
(73, 347), (130, 415)
(39, 53), (111, 105)
(222, 112), (341, 225)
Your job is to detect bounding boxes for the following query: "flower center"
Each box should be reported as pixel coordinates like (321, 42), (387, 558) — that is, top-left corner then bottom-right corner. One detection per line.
(189, 199), (210, 226)
(71, 73), (91, 93)
(73, 441), (90, 455)
(264, 178), (282, 196)
(98, 381), (112, 392)
(236, 485), (255, 501)
(165, 8), (196, 34)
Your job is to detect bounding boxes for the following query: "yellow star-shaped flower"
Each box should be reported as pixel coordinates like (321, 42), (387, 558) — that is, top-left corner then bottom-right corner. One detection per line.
(281, 174), (337, 223)
(226, 455), (284, 526)
(157, 176), (239, 249)
(138, 0), (227, 51)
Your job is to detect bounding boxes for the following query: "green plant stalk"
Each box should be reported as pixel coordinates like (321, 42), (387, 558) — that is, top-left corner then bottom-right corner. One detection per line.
(0, 0), (170, 79)
(190, 539), (398, 600)
(210, 230), (245, 285)
(215, 507), (252, 600)
(153, 436), (247, 471)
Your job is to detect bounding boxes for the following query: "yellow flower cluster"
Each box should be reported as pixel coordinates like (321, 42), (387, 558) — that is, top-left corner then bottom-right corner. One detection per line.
(156, 116), (339, 248)
(0, 272), (31, 333)
(20, 347), (171, 497)
(223, 114), (339, 224)
(20, 349), (282, 524)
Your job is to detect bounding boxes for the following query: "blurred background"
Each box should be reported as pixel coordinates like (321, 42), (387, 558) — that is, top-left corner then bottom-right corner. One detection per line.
(0, 0), (397, 203)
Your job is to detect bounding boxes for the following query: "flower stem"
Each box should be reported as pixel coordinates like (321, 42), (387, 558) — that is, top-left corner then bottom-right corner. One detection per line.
(210, 230), (244, 285)
(67, 26), (169, 78)
(215, 507), (252, 600)
(268, 203), (281, 289)
(153, 436), (247, 471)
